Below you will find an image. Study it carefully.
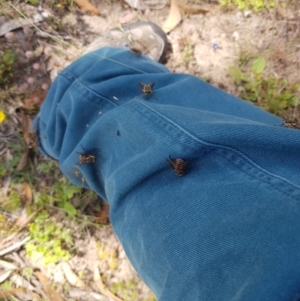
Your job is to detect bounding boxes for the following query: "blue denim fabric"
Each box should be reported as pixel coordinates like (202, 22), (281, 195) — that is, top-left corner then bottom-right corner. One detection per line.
(34, 47), (300, 301)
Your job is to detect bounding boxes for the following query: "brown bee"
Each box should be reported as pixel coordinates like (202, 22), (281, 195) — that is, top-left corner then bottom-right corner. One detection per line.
(138, 82), (155, 100)
(284, 121), (300, 129)
(76, 145), (97, 166)
(130, 47), (142, 56)
(76, 152), (96, 166)
(166, 156), (188, 177)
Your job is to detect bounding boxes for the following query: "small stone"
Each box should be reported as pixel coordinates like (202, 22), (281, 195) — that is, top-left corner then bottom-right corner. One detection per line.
(41, 83), (49, 90)
(232, 31), (240, 41)
(27, 77), (35, 84)
(43, 46), (52, 56)
(32, 63), (40, 70)
(33, 96), (40, 103)
(25, 51), (34, 59)
(244, 10), (251, 18)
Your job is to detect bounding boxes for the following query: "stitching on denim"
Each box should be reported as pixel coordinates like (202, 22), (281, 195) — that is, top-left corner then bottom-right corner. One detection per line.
(129, 101), (300, 199)
(217, 148), (299, 198)
(60, 71), (118, 107)
(48, 72), (75, 107)
(88, 51), (149, 74)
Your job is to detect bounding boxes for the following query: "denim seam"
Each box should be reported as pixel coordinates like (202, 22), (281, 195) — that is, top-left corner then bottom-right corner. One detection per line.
(87, 51), (148, 74)
(217, 148), (300, 199)
(59, 71), (118, 107)
(129, 101), (300, 200)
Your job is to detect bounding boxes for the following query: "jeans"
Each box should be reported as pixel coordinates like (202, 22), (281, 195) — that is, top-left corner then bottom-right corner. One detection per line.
(34, 47), (300, 301)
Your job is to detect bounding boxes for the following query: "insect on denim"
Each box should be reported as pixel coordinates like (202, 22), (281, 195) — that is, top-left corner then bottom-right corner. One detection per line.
(34, 47), (300, 301)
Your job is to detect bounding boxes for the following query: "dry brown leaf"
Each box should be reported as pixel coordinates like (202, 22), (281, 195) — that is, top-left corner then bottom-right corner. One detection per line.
(19, 111), (37, 149)
(61, 262), (85, 288)
(97, 200), (110, 224)
(20, 110), (32, 133)
(22, 182), (33, 206)
(162, 0), (182, 34)
(35, 271), (64, 301)
(23, 131), (37, 149)
(0, 288), (41, 300)
(0, 288), (25, 298)
(178, 3), (210, 14)
(94, 267), (124, 301)
(16, 149), (29, 171)
(74, 0), (99, 15)
(22, 91), (47, 111)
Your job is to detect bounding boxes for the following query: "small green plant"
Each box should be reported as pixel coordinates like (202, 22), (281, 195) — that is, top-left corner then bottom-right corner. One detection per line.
(25, 0), (40, 5)
(7, 189), (22, 212)
(0, 281), (17, 301)
(49, 0), (74, 9)
(145, 295), (157, 301)
(2, 139), (81, 215)
(0, 50), (16, 85)
(35, 177), (80, 216)
(36, 160), (56, 174)
(25, 210), (73, 266)
(0, 280), (13, 291)
(0, 163), (6, 176)
(22, 267), (34, 278)
(229, 56), (299, 115)
(220, 0), (275, 11)
(111, 280), (157, 301)
(34, 159), (81, 216)
(179, 37), (194, 65)
(111, 280), (139, 301)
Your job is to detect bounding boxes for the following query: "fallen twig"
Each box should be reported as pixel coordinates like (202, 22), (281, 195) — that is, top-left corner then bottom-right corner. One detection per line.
(61, 262), (85, 288)
(35, 271), (64, 301)
(94, 266), (124, 301)
(0, 287), (41, 300)
(0, 236), (30, 256)
(8, 3), (70, 46)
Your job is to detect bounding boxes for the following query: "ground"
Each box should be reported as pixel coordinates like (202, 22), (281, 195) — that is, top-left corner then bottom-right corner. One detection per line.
(0, 0), (299, 300)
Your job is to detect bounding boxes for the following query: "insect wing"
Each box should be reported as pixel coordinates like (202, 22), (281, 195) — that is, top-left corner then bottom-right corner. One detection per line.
(166, 156), (174, 167)
(138, 81), (145, 89)
(130, 47), (142, 55)
(138, 82), (155, 93)
(148, 82), (155, 89)
(76, 152), (96, 166)
(166, 156), (188, 176)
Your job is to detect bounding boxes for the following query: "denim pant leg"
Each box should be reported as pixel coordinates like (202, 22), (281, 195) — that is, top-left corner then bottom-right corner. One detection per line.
(34, 47), (300, 301)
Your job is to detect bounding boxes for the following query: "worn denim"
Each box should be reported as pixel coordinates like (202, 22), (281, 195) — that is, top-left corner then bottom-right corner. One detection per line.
(34, 47), (300, 301)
